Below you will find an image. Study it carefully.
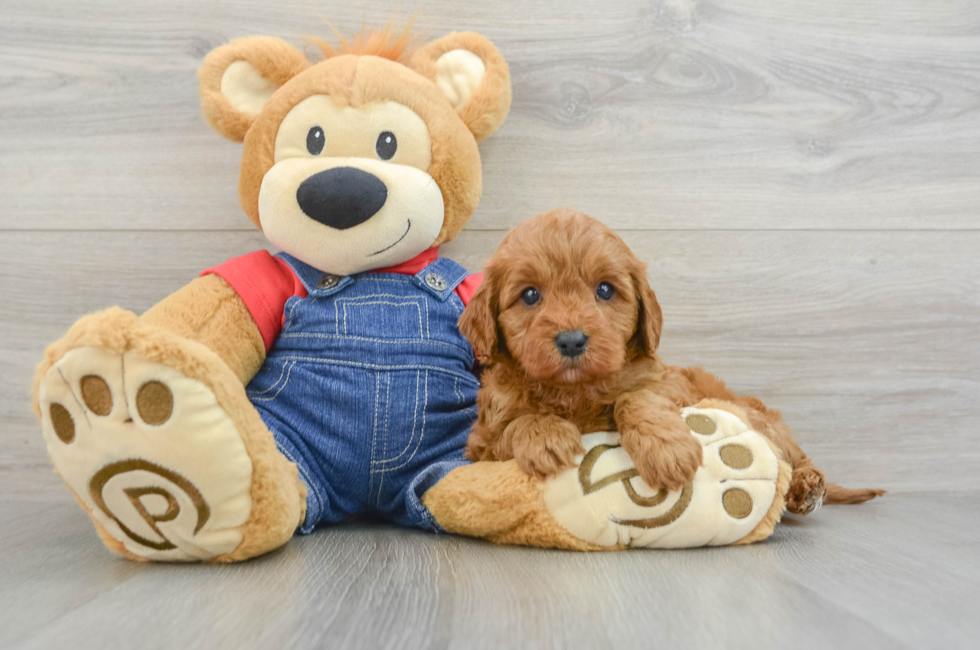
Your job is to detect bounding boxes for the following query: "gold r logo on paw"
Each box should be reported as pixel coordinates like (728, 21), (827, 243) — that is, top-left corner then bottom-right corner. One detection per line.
(578, 443), (693, 529)
(542, 409), (785, 548)
(89, 460), (210, 551)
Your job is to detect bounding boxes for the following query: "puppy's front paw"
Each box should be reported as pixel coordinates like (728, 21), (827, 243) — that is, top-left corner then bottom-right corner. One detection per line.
(509, 416), (585, 480)
(621, 421), (703, 491)
(787, 465), (826, 515)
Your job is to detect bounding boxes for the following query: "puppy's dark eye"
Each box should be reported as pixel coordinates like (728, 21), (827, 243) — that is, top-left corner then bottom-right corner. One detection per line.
(306, 126), (325, 155)
(596, 282), (615, 301)
(520, 287), (541, 306)
(376, 131), (397, 160)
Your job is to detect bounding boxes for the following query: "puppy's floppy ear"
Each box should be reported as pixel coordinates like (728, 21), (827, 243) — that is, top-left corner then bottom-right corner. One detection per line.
(198, 36), (310, 142)
(458, 268), (501, 365)
(410, 32), (512, 142)
(629, 263), (664, 358)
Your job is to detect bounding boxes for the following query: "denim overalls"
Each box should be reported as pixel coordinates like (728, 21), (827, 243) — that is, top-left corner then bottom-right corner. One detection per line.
(245, 253), (479, 533)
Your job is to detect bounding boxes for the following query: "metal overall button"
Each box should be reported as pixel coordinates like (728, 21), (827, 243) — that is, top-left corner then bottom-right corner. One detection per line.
(424, 272), (447, 291)
(317, 273), (342, 290)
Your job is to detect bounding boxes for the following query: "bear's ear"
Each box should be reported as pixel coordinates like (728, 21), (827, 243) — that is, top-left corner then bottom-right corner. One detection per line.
(411, 32), (512, 142)
(198, 36), (310, 142)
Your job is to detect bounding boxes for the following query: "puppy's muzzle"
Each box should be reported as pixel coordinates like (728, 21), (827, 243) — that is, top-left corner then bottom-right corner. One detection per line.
(296, 166), (388, 230)
(555, 330), (588, 358)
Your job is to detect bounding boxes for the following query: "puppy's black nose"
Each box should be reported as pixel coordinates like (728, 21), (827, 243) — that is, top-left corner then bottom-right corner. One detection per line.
(296, 167), (388, 230)
(555, 330), (588, 358)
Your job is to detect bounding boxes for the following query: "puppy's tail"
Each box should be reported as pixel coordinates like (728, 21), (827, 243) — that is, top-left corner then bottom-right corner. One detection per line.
(824, 482), (887, 505)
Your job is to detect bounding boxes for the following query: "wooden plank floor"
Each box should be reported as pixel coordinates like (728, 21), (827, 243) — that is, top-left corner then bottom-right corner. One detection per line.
(1, 1), (978, 648)
(2, 495), (979, 649)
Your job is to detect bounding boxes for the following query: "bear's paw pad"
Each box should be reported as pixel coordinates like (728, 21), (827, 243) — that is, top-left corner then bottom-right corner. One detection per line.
(38, 347), (254, 561)
(541, 407), (781, 548)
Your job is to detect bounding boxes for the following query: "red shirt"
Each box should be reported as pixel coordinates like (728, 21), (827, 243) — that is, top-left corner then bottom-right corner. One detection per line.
(202, 248), (482, 352)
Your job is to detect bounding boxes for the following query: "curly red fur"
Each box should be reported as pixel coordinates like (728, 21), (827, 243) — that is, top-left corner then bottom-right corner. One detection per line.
(459, 208), (884, 511)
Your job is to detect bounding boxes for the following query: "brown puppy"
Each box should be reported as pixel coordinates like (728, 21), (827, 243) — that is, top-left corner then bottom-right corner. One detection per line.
(459, 208), (884, 514)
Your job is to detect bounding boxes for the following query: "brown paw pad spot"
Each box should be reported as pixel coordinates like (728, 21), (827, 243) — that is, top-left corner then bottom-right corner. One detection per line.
(136, 381), (174, 426)
(80, 375), (112, 416)
(685, 413), (717, 436)
(719, 444), (753, 469)
(723, 488), (753, 519)
(49, 403), (75, 444)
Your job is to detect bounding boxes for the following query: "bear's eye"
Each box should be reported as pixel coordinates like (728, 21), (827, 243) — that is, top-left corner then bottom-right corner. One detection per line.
(376, 131), (397, 160)
(596, 282), (615, 301)
(306, 126), (325, 155)
(520, 287), (541, 306)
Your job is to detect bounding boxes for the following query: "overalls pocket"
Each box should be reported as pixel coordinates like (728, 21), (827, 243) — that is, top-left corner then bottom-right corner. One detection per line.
(370, 367), (478, 478)
(335, 294), (429, 341)
(370, 368), (428, 469)
(246, 359), (296, 403)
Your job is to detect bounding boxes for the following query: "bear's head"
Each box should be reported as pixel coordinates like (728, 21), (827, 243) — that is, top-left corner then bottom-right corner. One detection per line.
(198, 28), (511, 274)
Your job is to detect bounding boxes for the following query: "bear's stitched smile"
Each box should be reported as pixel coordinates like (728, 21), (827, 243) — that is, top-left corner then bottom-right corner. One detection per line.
(370, 219), (411, 256)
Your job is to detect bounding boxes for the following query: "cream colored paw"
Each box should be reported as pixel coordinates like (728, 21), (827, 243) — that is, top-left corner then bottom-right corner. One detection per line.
(38, 347), (254, 561)
(541, 407), (784, 548)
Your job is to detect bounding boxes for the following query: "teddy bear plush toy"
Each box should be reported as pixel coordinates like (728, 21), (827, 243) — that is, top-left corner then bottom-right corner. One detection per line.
(32, 27), (791, 561)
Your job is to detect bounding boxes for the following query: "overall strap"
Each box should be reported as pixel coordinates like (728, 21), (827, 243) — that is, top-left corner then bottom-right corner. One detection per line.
(276, 253), (354, 298)
(277, 252), (471, 301)
(410, 257), (471, 301)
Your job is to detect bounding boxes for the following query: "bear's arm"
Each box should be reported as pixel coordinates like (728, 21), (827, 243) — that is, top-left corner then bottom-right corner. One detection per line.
(139, 250), (305, 384)
(139, 274), (266, 385)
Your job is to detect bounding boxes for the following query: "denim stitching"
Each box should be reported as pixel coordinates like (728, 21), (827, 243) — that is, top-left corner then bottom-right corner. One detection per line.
(371, 364), (426, 465)
(346, 300), (424, 339)
(448, 292), (465, 317)
(349, 277), (429, 287)
(271, 356), (479, 384)
(371, 369), (421, 466)
(283, 296), (305, 333)
(375, 372), (394, 505)
(247, 360), (293, 396)
(336, 295), (426, 339)
(339, 292), (423, 298)
(453, 377), (463, 406)
(277, 333), (471, 356)
(368, 371), (381, 501)
(416, 259), (470, 297)
(383, 372), (392, 462)
(375, 370), (427, 474)
(377, 373), (394, 500)
(344, 288), (436, 336)
(247, 362), (296, 402)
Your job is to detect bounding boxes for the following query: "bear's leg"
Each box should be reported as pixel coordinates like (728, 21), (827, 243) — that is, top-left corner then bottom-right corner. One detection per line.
(423, 401), (791, 550)
(34, 309), (305, 562)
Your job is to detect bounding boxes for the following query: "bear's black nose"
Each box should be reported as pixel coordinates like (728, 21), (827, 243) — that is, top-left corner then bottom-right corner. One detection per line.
(296, 167), (388, 230)
(554, 330), (589, 358)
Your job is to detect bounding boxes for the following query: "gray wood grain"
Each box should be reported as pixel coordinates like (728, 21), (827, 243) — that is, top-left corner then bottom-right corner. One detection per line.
(2, 493), (978, 650)
(1, 0), (978, 648)
(1, 1), (978, 231)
